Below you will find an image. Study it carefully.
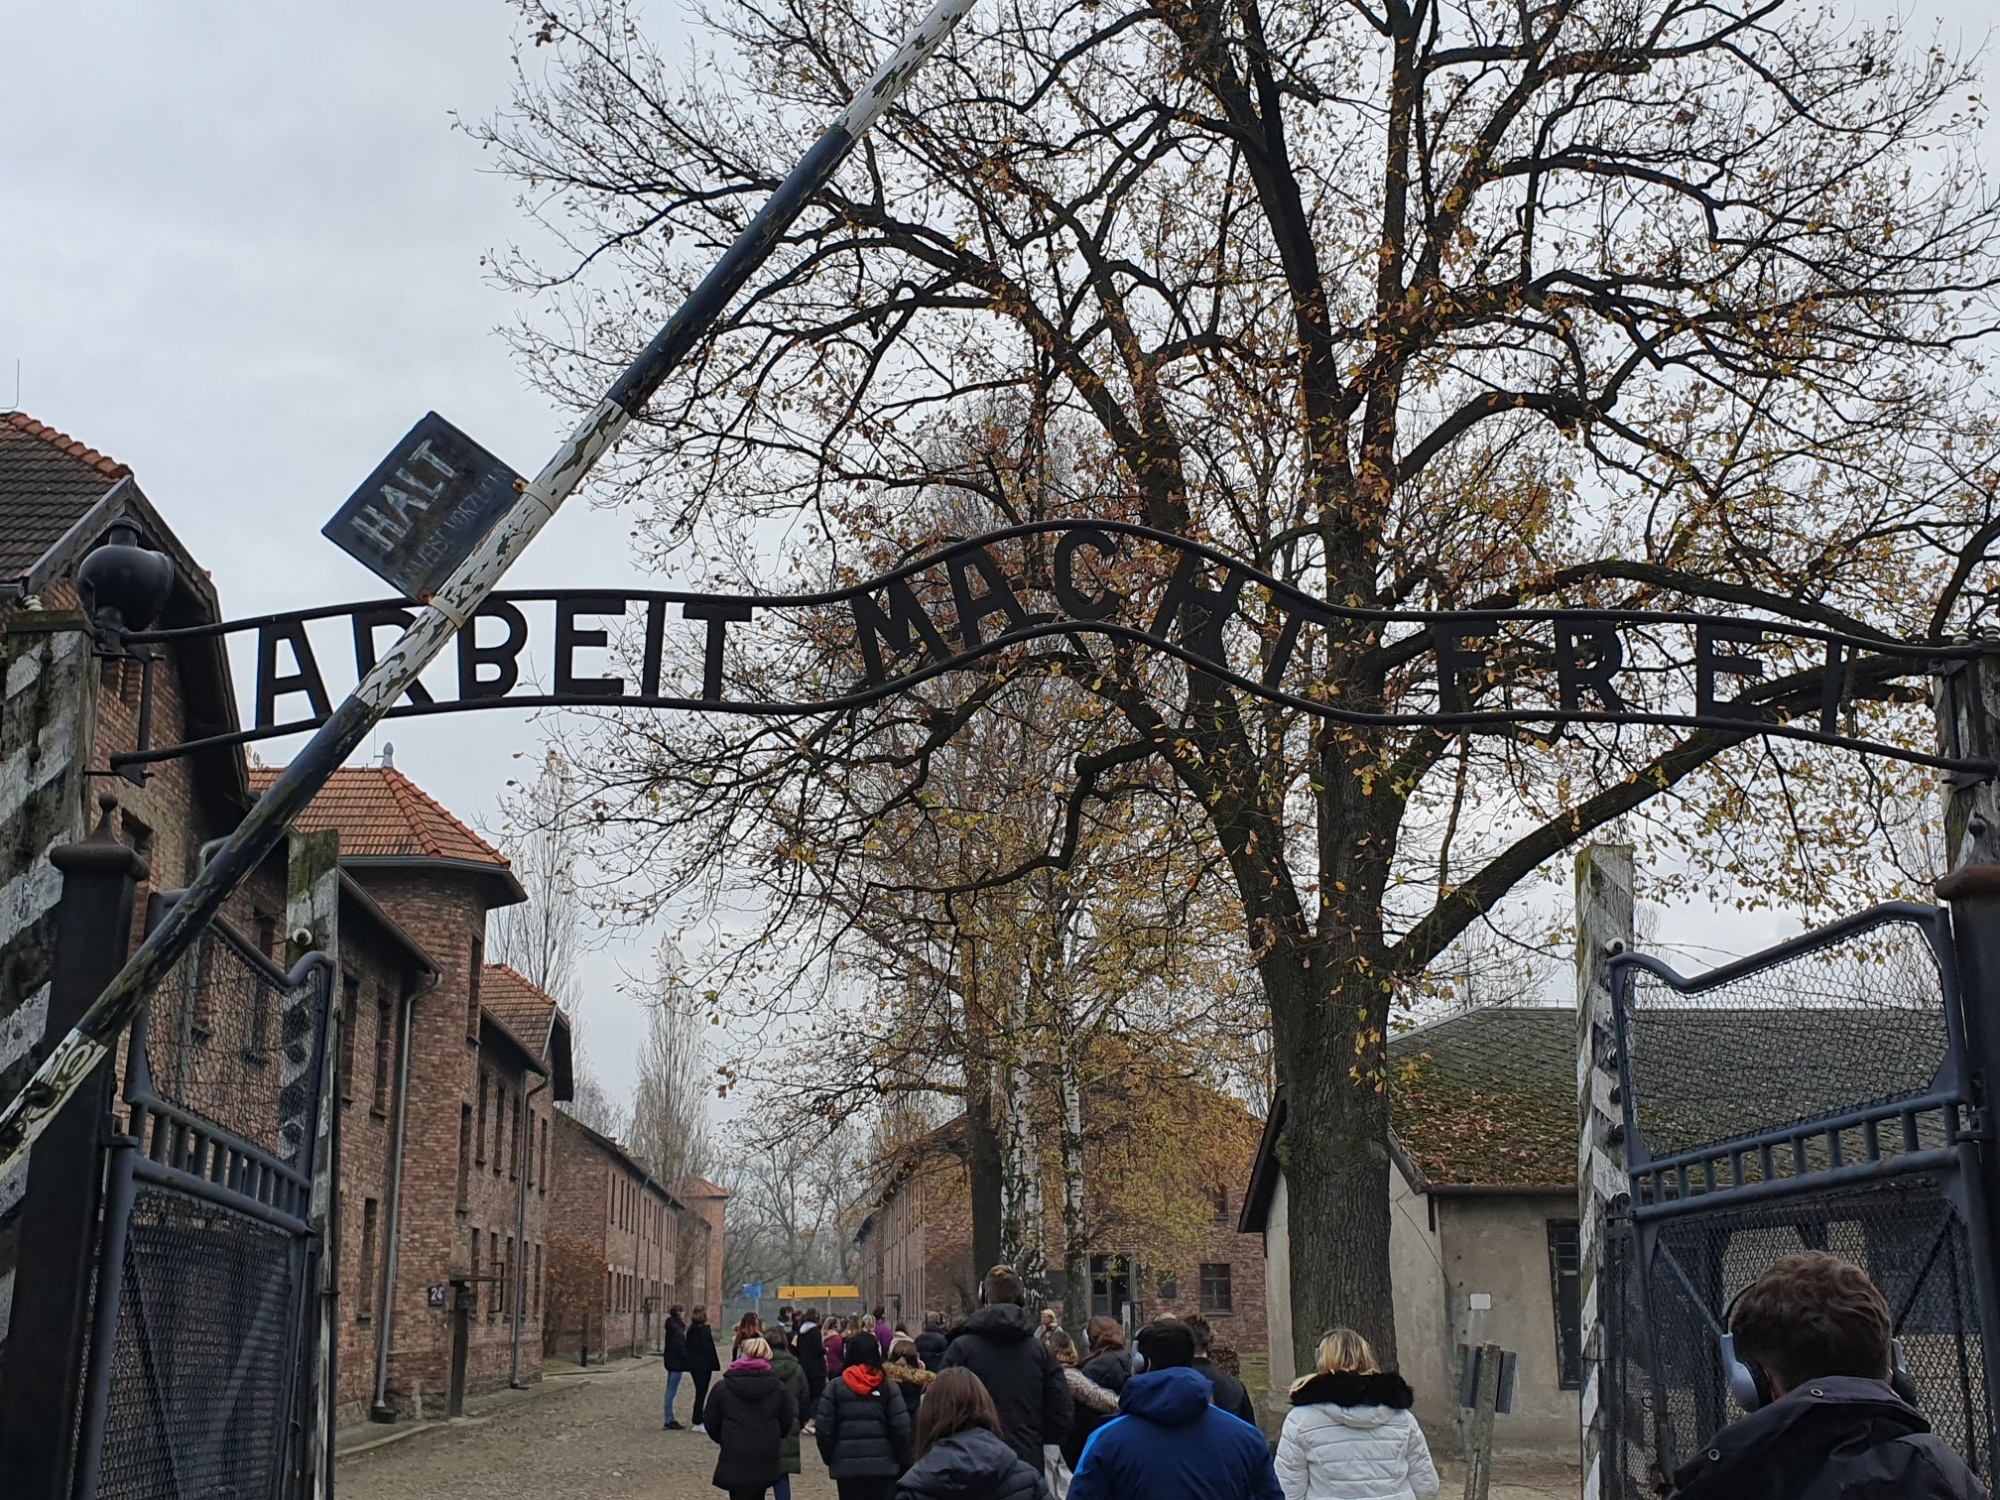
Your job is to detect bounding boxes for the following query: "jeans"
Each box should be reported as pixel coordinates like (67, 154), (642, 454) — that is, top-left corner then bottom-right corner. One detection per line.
(664, 1369), (684, 1424)
(774, 1481), (792, 1500)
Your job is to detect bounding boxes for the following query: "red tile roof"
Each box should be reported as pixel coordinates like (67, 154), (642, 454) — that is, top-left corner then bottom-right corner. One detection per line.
(0, 411), (134, 580)
(248, 765), (510, 867)
(3, 412), (130, 480)
(482, 963), (560, 1052)
(677, 1176), (730, 1198)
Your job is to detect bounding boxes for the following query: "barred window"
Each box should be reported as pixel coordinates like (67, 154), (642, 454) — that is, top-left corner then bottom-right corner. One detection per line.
(1547, 1220), (1582, 1390)
(1200, 1262), (1233, 1315)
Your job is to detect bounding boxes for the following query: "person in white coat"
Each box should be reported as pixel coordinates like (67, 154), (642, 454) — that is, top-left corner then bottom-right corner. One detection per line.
(1276, 1329), (1439, 1500)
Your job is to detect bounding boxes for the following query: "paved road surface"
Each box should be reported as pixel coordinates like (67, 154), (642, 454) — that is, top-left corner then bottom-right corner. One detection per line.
(340, 1359), (1578, 1500)
(340, 1361), (836, 1500)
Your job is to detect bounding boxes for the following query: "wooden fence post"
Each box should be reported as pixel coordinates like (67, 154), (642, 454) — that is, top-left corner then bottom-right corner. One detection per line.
(1576, 843), (1634, 1500)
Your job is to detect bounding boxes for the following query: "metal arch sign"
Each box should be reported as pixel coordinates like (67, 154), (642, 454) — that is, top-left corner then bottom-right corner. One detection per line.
(116, 520), (1996, 777)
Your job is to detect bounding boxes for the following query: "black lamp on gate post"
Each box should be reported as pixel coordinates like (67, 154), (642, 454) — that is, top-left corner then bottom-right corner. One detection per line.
(0, 796), (148, 1498)
(77, 519), (174, 787)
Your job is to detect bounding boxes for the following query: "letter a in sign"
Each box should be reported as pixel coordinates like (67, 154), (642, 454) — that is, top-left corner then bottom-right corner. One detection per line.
(323, 412), (525, 603)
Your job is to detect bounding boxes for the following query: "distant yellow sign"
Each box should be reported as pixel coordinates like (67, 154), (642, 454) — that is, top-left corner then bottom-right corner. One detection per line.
(778, 1284), (862, 1301)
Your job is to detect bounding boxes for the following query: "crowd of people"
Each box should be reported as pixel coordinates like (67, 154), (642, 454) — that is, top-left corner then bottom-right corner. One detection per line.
(657, 1252), (1982, 1500)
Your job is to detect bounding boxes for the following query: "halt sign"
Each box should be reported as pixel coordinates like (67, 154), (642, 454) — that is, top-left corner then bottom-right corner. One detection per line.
(323, 411), (524, 603)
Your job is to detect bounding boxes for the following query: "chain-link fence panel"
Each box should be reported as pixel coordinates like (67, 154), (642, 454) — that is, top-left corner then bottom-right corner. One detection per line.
(91, 1187), (304, 1500)
(1621, 915), (1952, 1163)
(1637, 1179), (1990, 1481)
(142, 919), (300, 1161)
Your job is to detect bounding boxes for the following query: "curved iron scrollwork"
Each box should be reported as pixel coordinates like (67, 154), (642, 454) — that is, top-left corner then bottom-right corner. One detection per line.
(114, 520), (1997, 775)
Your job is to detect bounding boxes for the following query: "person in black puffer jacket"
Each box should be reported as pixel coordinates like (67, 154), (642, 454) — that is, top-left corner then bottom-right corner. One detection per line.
(939, 1267), (1073, 1468)
(886, 1337), (938, 1429)
(1076, 1317), (1132, 1398)
(1183, 1313), (1260, 1428)
(817, 1331), (913, 1500)
(897, 1368), (1052, 1500)
(915, 1312), (952, 1374)
(688, 1307), (723, 1431)
(665, 1306), (692, 1430)
(797, 1309), (829, 1426)
(704, 1338), (798, 1500)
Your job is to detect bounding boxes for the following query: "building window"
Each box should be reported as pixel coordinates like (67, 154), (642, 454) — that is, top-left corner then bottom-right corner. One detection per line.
(1212, 1186), (1230, 1222)
(504, 1236), (515, 1316)
(494, 1085), (506, 1175)
(339, 974), (360, 1102)
(372, 993), (395, 1114)
(534, 1243), (543, 1319)
(509, 1091), (521, 1179)
(1157, 1276), (1179, 1301)
(358, 1198), (379, 1320)
(539, 1118), (548, 1195)
(471, 1233), (481, 1318)
(1090, 1254), (1128, 1318)
(490, 1232), (501, 1320)
(525, 1108), (534, 1186)
(457, 1104), (473, 1212)
(1199, 1263), (1234, 1315)
(476, 1073), (488, 1167)
(468, 935), (484, 1040)
(1547, 1220), (1583, 1390)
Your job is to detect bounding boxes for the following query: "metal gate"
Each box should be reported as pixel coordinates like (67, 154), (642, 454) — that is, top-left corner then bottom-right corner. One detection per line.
(1602, 902), (2000, 1495)
(71, 900), (335, 1500)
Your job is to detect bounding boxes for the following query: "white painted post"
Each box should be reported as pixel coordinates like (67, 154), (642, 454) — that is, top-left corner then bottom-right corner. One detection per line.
(286, 828), (340, 1500)
(1576, 844), (1634, 1500)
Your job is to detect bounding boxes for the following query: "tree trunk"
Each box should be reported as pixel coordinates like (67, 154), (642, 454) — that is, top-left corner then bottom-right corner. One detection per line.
(998, 969), (1047, 1298)
(964, 1082), (1004, 1288)
(1056, 1044), (1089, 1336)
(1266, 951), (1397, 1373)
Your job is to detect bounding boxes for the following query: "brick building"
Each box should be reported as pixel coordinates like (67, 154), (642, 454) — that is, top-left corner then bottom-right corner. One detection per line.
(0, 414), (281, 1351)
(253, 764), (574, 1421)
(676, 1176), (729, 1314)
(547, 1111), (690, 1359)
(857, 1105), (1268, 1360)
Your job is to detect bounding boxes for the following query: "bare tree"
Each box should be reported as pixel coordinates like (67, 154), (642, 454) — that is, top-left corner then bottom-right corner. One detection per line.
(483, 0), (2000, 1360)
(490, 749), (584, 1012)
(628, 937), (713, 1185)
(720, 1118), (868, 1291)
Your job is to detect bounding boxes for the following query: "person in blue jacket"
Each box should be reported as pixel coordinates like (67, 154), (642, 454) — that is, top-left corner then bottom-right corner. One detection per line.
(1069, 1319), (1283, 1500)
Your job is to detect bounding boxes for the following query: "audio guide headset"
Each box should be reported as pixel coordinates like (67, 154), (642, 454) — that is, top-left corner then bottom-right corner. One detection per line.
(1718, 1282), (1916, 1413)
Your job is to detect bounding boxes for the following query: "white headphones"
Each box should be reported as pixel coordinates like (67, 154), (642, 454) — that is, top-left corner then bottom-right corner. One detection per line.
(1720, 1312), (1915, 1413)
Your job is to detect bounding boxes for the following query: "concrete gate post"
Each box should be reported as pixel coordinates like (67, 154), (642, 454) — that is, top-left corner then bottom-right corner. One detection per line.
(1933, 653), (2000, 1443)
(0, 795), (146, 1499)
(1575, 843), (1633, 1500)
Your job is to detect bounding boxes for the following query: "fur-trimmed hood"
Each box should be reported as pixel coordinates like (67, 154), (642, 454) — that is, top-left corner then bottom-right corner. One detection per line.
(884, 1359), (936, 1390)
(1289, 1370), (1416, 1411)
(1063, 1364), (1121, 1413)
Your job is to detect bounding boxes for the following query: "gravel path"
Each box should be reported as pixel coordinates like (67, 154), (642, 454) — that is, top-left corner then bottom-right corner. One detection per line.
(338, 1360), (1580, 1500)
(339, 1362), (837, 1500)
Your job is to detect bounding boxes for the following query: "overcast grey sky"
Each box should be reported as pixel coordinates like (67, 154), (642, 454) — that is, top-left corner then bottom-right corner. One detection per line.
(2, 1), (1992, 1106)
(0, 1), (688, 1100)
